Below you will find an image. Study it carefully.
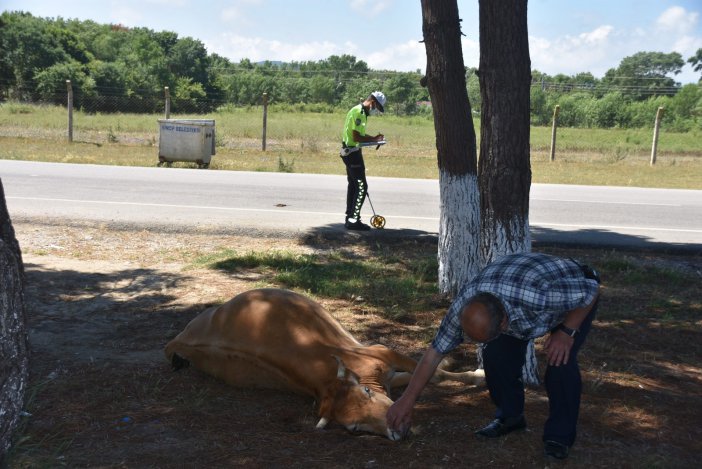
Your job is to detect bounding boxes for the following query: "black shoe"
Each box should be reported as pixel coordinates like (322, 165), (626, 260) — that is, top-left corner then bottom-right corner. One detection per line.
(345, 220), (371, 231)
(544, 440), (569, 459)
(475, 416), (526, 438)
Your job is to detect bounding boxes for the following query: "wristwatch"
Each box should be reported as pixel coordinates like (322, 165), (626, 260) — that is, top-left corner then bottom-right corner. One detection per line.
(558, 324), (578, 337)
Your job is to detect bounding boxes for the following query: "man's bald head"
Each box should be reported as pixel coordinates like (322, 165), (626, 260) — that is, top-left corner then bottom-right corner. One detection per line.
(460, 292), (507, 343)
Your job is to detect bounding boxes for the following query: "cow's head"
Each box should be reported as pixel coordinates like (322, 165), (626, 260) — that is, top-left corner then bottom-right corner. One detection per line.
(315, 356), (403, 441)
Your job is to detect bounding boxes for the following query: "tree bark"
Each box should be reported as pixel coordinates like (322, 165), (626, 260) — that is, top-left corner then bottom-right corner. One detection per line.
(477, 0), (538, 385)
(421, 0), (481, 296)
(0, 178), (29, 462)
(478, 0), (532, 260)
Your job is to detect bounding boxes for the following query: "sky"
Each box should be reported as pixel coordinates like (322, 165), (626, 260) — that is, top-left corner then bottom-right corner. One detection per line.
(2, 0), (701, 84)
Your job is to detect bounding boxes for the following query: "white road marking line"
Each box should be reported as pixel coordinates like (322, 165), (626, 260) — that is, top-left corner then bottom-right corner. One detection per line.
(9, 196), (440, 220)
(532, 198), (679, 207)
(9, 196), (701, 233)
(531, 222), (702, 234)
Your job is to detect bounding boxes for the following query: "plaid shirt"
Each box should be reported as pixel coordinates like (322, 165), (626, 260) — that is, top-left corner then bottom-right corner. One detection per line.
(432, 253), (600, 354)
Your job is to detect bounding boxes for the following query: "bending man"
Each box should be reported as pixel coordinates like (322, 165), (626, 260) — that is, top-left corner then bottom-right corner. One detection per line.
(386, 252), (600, 460)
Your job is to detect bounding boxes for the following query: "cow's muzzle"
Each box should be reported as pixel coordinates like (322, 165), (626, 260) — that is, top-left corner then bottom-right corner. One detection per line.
(387, 427), (411, 441)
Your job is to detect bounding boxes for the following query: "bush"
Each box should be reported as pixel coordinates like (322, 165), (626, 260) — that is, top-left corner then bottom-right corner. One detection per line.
(629, 96), (668, 128)
(584, 92), (631, 128)
(530, 88), (550, 126)
(549, 92), (591, 127)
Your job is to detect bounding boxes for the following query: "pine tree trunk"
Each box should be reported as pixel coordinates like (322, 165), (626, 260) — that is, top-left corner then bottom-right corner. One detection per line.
(420, 0), (481, 296)
(477, 0), (538, 385)
(0, 178), (29, 461)
(478, 0), (531, 260)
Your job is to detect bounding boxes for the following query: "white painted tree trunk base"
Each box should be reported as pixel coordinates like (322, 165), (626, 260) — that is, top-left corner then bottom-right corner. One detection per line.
(437, 171), (481, 297)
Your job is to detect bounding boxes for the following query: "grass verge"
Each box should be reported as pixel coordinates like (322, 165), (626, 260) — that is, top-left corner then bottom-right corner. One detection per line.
(1, 104), (701, 188)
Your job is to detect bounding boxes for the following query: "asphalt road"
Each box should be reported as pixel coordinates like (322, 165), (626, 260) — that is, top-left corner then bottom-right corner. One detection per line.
(2, 160), (701, 252)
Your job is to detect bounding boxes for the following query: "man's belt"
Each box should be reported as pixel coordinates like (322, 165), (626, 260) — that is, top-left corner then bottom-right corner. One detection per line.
(340, 144), (360, 157)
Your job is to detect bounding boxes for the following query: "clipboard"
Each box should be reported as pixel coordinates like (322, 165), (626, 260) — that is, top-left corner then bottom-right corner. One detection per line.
(359, 140), (387, 147)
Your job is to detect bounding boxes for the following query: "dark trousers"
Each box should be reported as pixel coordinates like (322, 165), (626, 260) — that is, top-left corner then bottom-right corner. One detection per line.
(341, 149), (367, 220)
(482, 300), (599, 447)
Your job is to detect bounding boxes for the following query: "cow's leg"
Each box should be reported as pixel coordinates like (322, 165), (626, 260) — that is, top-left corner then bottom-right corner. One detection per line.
(432, 368), (485, 385)
(386, 371), (413, 390)
(387, 368), (484, 391)
(366, 346), (485, 389)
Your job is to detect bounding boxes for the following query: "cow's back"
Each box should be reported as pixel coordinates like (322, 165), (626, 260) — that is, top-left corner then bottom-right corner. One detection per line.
(165, 288), (361, 394)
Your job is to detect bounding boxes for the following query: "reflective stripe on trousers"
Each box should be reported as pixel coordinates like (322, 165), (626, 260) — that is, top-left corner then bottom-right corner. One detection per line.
(341, 149), (367, 220)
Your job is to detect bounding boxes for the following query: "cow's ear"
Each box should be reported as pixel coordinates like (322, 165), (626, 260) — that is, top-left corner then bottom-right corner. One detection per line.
(332, 355), (360, 385)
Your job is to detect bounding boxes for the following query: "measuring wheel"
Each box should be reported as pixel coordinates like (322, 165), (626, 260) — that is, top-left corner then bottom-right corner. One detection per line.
(370, 215), (386, 229)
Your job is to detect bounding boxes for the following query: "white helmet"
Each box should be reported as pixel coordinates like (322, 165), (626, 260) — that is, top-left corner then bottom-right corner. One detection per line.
(370, 91), (386, 113)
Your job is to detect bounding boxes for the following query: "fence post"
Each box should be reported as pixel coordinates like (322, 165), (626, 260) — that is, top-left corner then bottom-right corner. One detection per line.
(262, 92), (268, 152)
(164, 86), (171, 119)
(549, 105), (560, 162)
(66, 80), (73, 143)
(650, 107), (664, 166)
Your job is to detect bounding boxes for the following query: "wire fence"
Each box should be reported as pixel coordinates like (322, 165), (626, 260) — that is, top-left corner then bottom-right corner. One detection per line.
(0, 80), (238, 115)
(2, 86), (218, 115)
(1, 74), (698, 116)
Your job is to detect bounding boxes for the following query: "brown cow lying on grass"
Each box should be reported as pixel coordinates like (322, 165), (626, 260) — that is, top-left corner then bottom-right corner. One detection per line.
(165, 288), (484, 440)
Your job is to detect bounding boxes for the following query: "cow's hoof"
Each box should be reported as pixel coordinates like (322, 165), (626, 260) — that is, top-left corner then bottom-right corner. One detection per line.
(171, 353), (190, 371)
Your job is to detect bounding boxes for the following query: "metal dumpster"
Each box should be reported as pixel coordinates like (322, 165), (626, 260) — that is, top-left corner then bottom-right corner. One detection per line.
(158, 119), (215, 168)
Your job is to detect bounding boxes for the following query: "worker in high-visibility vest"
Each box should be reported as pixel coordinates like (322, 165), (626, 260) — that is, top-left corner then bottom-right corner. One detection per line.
(340, 91), (386, 231)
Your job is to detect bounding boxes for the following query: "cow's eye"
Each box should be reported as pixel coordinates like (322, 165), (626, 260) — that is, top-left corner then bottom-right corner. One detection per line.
(363, 386), (372, 396)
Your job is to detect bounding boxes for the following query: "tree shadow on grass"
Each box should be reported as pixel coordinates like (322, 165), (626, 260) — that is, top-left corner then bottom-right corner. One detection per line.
(530, 225), (702, 255)
(300, 222), (702, 256)
(198, 242), (442, 315)
(22, 262), (212, 366)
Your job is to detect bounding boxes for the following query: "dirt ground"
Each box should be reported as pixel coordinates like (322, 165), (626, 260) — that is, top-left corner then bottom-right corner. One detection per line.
(7, 219), (702, 468)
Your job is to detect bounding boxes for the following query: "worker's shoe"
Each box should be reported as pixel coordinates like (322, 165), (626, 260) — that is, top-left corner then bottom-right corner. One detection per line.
(475, 415), (526, 438)
(345, 219), (371, 231)
(544, 440), (570, 460)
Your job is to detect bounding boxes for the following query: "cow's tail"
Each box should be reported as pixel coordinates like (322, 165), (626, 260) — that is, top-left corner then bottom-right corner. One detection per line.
(164, 339), (190, 371)
(170, 352), (190, 371)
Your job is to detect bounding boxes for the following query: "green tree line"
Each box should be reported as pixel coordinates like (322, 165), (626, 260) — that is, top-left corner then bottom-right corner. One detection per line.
(1, 11), (700, 130)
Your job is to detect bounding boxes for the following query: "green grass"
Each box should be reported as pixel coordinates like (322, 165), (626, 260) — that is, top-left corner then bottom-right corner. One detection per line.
(595, 252), (700, 322)
(1, 102), (701, 188)
(190, 244), (701, 324)
(191, 246), (440, 318)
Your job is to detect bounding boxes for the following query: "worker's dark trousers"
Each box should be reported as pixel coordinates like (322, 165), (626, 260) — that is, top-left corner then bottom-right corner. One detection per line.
(341, 149), (367, 221)
(482, 300), (599, 447)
